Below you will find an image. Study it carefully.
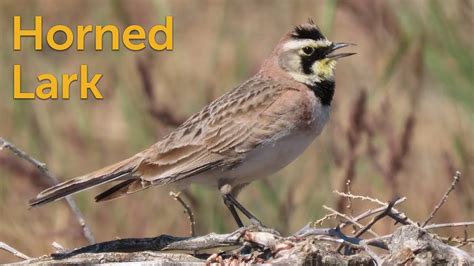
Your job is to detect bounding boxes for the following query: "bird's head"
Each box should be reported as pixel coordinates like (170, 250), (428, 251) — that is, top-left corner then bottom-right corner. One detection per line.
(267, 20), (355, 88)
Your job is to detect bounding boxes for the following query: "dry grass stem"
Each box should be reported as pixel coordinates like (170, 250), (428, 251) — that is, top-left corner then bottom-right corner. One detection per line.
(170, 192), (196, 237)
(333, 190), (385, 206)
(424, 222), (474, 230)
(313, 213), (338, 227)
(422, 171), (462, 227)
(0, 242), (30, 260)
(323, 205), (379, 237)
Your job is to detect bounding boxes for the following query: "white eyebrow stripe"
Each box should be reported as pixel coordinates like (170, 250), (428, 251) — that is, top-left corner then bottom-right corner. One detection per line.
(283, 39), (331, 50)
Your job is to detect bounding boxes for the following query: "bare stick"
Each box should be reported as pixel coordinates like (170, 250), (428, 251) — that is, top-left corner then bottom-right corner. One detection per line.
(424, 221), (474, 230)
(170, 192), (196, 237)
(0, 137), (96, 244)
(0, 241), (30, 260)
(337, 199), (397, 253)
(309, 197), (407, 234)
(345, 180), (354, 216)
(337, 196), (417, 227)
(323, 205), (379, 237)
(333, 190), (385, 206)
(313, 213), (337, 226)
(353, 199), (398, 239)
(421, 171), (461, 227)
(312, 235), (362, 249)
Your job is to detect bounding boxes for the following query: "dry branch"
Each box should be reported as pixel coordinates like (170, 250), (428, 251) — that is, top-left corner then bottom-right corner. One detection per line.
(0, 242), (30, 260)
(170, 192), (196, 237)
(0, 137), (96, 244)
(335, 195), (416, 227)
(424, 222), (474, 230)
(322, 205), (379, 237)
(422, 171), (461, 227)
(333, 190), (385, 206)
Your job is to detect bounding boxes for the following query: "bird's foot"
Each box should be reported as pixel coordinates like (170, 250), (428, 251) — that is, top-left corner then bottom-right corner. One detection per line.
(246, 220), (281, 236)
(250, 217), (264, 227)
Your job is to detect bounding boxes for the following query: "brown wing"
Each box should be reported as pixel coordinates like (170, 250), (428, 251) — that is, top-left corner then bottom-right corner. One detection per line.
(94, 78), (309, 201)
(30, 76), (309, 205)
(136, 79), (310, 184)
(136, 80), (301, 177)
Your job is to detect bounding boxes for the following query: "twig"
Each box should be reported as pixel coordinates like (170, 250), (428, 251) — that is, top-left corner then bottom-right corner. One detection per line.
(333, 190), (385, 206)
(0, 137), (96, 244)
(170, 192), (196, 237)
(323, 205), (379, 237)
(292, 223), (332, 237)
(313, 213), (338, 227)
(312, 235), (362, 249)
(337, 199), (397, 254)
(0, 241), (31, 260)
(337, 195), (417, 228)
(334, 191), (412, 225)
(308, 197), (407, 236)
(51, 242), (66, 253)
(344, 180), (356, 234)
(345, 180), (354, 214)
(424, 221), (474, 230)
(354, 199), (398, 238)
(364, 234), (392, 245)
(421, 171), (461, 227)
(0, 138), (55, 179)
(340, 196), (416, 227)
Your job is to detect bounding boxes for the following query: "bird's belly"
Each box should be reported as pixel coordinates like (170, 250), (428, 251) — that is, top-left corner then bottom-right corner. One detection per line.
(226, 105), (330, 185)
(227, 127), (318, 185)
(172, 128), (319, 191)
(173, 105), (330, 190)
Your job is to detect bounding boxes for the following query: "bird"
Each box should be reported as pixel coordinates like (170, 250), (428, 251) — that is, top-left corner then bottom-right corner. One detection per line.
(29, 20), (355, 228)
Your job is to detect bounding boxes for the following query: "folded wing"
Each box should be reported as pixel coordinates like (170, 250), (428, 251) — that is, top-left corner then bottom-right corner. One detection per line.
(29, 77), (306, 206)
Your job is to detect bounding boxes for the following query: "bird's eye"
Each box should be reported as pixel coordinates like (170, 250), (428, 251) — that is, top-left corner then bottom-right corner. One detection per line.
(302, 46), (315, 55)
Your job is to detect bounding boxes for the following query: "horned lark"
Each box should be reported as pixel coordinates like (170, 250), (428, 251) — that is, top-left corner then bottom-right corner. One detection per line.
(30, 21), (354, 227)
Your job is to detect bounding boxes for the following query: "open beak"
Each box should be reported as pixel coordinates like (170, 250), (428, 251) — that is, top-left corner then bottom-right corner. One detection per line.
(327, 42), (356, 60)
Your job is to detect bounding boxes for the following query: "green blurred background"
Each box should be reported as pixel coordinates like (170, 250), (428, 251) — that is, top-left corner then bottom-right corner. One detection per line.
(0, 0), (473, 262)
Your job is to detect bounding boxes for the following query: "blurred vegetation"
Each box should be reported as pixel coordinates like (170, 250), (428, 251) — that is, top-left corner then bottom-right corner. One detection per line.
(0, 0), (473, 262)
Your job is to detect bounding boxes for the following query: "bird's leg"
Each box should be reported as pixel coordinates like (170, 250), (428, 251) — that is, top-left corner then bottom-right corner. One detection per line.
(222, 195), (244, 227)
(219, 183), (264, 228)
(224, 193), (263, 226)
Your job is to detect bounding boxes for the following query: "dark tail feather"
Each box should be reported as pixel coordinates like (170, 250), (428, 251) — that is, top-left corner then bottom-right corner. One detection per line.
(29, 155), (143, 207)
(95, 179), (137, 202)
(29, 169), (133, 207)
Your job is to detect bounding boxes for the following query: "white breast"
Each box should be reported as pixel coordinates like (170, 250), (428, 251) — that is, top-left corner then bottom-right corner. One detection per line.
(226, 104), (330, 185)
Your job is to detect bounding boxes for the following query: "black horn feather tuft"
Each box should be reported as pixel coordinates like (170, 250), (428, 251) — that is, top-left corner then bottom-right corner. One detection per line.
(292, 22), (325, 41)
